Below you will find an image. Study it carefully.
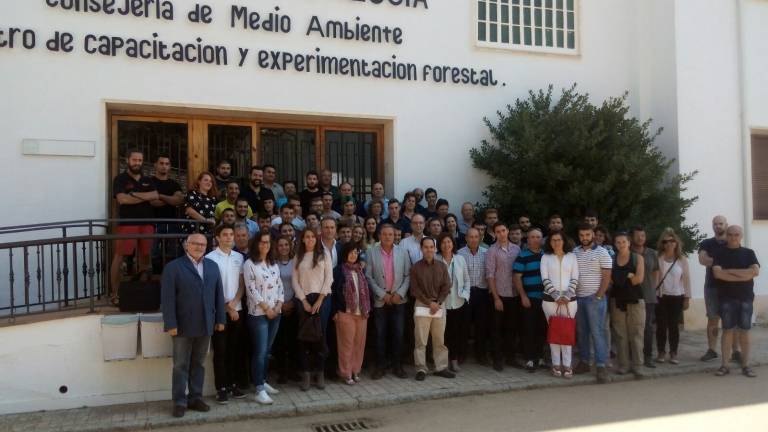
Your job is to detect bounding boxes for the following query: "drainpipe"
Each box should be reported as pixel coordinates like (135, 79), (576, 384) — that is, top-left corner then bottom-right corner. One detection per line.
(735, 0), (751, 245)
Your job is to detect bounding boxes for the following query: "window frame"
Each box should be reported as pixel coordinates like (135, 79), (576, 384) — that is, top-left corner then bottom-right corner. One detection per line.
(475, 0), (580, 56)
(108, 111), (384, 217)
(751, 133), (768, 220)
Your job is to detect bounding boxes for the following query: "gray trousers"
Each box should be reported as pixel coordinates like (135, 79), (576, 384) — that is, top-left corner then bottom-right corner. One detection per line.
(172, 335), (209, 406)
(643, 302), (656, 359)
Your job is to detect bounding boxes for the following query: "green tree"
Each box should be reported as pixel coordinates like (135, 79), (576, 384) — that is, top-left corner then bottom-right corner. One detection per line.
(470, 85), (701, 250)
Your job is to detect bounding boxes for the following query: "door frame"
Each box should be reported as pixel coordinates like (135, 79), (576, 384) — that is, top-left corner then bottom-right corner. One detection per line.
(108, 109), (385, 216)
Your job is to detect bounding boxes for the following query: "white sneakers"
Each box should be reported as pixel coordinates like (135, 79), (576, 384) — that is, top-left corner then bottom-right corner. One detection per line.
(254, 383), (279, 405)
(263, 382), (280, 395)
(254, 390), (273, 405)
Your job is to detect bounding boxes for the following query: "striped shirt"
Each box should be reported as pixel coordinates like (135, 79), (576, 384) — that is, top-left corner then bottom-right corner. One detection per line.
(485, 241), (521, 298)
(457, 245), (488, 289)
(573, 244), (613, 297)
(512, 247), (544, 298)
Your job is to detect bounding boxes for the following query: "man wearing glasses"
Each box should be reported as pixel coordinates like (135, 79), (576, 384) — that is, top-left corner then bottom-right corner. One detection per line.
(712, 225), (760, 378)
(161, 233), (226, 418)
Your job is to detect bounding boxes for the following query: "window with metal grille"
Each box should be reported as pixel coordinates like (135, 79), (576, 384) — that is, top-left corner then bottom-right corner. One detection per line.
(477, 0), (578, 54)
(116, 120), (188, 188)
(325, 131), (377, 202)
(260, 128), (317, 190)
(208, 125), (252, 179)
(752, 134), (768, 220)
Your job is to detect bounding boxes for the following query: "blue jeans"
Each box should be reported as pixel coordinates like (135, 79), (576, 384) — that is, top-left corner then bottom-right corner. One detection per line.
(171, 335), (210, 406)
(576, 295), (608, 368)
(720, 298), (753, 331)
(373, 302), (406, 369)
(247, 314), (282, 392)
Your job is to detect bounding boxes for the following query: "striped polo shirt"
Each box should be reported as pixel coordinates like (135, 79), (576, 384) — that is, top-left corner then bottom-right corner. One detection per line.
(573, 244), (613, 297)
(513, 247), (544, 298)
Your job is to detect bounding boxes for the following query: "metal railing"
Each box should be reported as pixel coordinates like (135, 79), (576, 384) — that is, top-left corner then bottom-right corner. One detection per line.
(0, 219), (209, 322)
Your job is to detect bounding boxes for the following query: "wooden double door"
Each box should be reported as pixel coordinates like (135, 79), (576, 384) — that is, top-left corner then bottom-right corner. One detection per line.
(109, 114), (383, 201)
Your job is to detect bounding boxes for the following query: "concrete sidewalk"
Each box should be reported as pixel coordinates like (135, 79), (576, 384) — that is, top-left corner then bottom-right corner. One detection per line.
(2, 328), (766, 432)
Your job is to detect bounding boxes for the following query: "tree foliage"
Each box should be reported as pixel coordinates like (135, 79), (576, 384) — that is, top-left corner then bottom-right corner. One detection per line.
(470, 85), (701, 250)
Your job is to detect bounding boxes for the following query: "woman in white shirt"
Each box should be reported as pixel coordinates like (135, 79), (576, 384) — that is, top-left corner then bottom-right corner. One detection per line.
(243, 232), (284, 405)
(437, 233), (471, 373)
(540, 232), (579, 378)
(654, 228), (691, 365)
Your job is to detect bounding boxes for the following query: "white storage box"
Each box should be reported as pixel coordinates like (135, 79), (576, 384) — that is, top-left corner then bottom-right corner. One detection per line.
(101, 314), (139, 361)
(139, 313), (172, 358)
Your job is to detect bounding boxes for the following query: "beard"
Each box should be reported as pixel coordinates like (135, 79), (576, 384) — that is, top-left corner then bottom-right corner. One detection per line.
(128, 164), (142, 175)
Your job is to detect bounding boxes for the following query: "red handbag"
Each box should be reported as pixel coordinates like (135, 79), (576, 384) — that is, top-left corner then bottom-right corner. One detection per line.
(547, 304), (576, 346)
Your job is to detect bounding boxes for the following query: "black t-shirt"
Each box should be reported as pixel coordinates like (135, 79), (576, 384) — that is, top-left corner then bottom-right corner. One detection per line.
(418, 207), (438, 220)
(151, 176), (182, 219)
(241, 185), (276, 214)
(113, 172), (156, 223)
(699, 237), (726, 287)
(300, 189), (323, 215)
(713, 246), (759, 301)
(382, 216), (412, 234)
(483, 231), (497, 247)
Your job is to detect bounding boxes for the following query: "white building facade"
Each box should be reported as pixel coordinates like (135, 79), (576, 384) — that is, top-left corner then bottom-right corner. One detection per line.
(0, 0), (767, 415)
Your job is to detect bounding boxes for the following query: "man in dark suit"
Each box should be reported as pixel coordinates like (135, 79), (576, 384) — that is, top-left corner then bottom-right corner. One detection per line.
(162, 233), (226, 418)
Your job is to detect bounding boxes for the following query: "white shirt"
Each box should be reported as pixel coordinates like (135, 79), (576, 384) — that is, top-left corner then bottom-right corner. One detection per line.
(657, 257), (690, 297)
(188, 255), (204, 279)
(323, 238), (338, 268)
(243, 260), (285, 316)
(205, 248), (244, 311)
(271, 216), (307, 231)
(540, 253), (579, 300)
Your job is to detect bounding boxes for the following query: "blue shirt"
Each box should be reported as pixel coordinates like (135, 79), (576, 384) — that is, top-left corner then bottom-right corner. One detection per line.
(512, 247), (544, 299)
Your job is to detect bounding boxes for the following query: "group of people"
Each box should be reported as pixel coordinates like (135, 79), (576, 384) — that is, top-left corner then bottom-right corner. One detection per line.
(111, 150), (761, 419)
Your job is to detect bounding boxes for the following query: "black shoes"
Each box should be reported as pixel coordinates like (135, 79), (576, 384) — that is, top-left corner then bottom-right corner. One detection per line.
(371, 368), (385, 380)
(393, 367), (408, 379)
(187, 399), (210, 412)
(172, 405), (186, 418)
(230, 386), (247, 399)
(434, 369), (456, 379)
(215, 389), (229, 405)
(700, 349), (718, 362)
(415, 371), (427, 381)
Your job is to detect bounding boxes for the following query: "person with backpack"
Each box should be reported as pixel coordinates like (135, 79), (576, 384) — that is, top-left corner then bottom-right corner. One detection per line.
(609, 232), (646, 379)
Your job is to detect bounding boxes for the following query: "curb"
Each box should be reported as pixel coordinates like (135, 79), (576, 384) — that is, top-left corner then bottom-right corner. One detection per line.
(49, 358), (765, 432)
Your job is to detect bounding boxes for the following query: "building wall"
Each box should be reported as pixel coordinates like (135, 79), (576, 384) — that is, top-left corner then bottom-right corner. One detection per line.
(670, 0), (768, 328)
(2, 0), (644, 227)
(0, 314), (195, 415)
(2, 0), (768, 415)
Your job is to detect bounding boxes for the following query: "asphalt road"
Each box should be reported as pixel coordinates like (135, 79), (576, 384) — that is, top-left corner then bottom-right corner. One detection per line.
(155, 367), (768, 432)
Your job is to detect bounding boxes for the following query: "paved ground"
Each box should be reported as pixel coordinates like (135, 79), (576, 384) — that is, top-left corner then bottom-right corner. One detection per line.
(2, 328), (767, 432)
(154, 366), (768, 432)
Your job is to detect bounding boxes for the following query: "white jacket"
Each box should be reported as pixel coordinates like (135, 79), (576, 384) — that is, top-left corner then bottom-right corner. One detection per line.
(541, 253), (579, 300)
